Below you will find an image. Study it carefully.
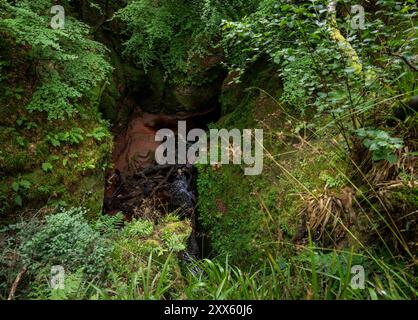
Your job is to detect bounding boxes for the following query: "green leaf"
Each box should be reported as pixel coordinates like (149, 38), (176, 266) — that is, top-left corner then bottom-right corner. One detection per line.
(12, 181), (20, 192)
(51, 139), (61, 147)
(20, 179), (31, 189)
(42, 162), (53, 172)
(16, 135), (27, 147)
(386, 153), (397, 164)
(14, 195), (22, 207)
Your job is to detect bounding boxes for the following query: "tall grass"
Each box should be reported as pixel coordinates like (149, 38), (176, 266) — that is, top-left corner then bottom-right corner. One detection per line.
(82, 249), (416, 300)
(181, 248), (416, 300)
(92, 253), (175, 300)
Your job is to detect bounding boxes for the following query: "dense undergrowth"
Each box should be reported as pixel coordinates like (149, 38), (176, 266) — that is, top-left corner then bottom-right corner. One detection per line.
(0, 0), (417, 300)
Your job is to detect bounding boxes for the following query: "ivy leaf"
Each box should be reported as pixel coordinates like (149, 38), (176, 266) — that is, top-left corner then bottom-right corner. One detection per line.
(42, 162), (53, 172)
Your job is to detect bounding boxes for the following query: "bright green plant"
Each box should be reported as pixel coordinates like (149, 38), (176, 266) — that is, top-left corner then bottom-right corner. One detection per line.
(355, 128), (404, 163)
(41, 162), (53, 172)
(11, 178), (31, 206)
(93, 212), (125, 235)
(115, 0), (258, 74)
(17, 208), (111, 276)
(0, 0), (112, 120)
(124, 219), (154, 238)
(87, 126), (110, 142)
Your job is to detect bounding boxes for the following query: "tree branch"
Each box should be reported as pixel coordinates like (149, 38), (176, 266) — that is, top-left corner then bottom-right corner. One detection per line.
(7, 265), (28, 301)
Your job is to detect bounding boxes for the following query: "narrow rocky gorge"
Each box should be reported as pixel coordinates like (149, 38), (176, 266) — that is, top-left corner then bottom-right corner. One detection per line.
(103, 83), (223, 259)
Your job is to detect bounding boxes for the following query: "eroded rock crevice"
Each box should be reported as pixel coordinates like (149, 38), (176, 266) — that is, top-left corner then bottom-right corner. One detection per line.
(103, 64), (224, 259)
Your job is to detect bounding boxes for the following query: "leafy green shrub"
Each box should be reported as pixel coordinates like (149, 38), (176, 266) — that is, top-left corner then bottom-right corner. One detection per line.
(0, 0), (112, 120)
(0, 208), (115, 299)
(115, 0), (258, 74)
(15, 208), (110, 276)
(355, 128), (404, 163)
(279, 53), (319, 114)
(11, 178), (31, 206)
(159, 216), (191, 252)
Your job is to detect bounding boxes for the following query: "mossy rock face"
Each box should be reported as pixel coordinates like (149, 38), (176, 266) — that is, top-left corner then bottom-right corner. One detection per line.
(197, 58), (350, 267)
(99, 79), (119, 123)
(169, 81), (222, 112)
(97, 31), (147, 124)
(0, 91), (112, 219)
(139, 58), (227, 114)
(196, 59), (286, 267)
(220, 58), (282, 119)
(0, 136), (111, 220)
